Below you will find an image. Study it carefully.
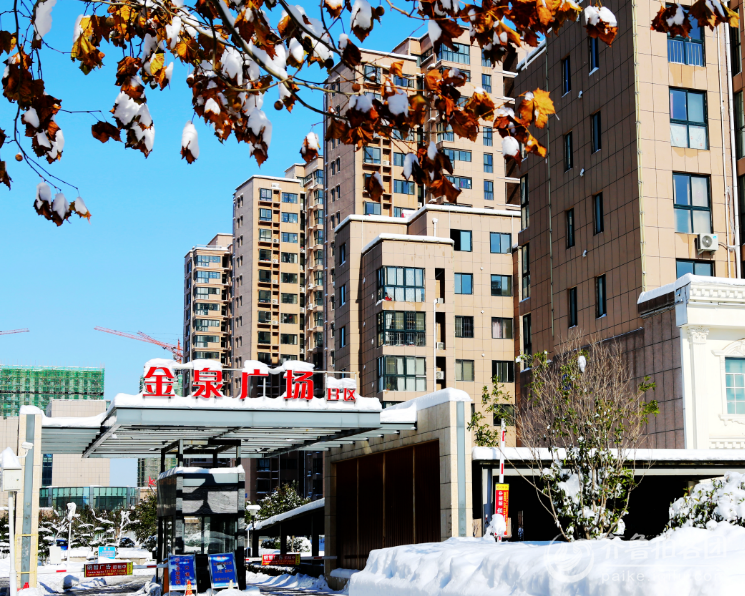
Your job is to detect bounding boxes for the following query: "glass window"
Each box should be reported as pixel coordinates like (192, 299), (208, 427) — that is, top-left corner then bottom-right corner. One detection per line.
(437, 42), (471, 64)
(281, 252), (297, 263)
(443, 148), (472, 162)
(257, 310), (272, 323)
(281, 293), (298, 304)
(455, 316), (474, 338)
(282, 192), (298, 203)
(482, 50), (491, 67)
(259, 229), (273, 241)
(594, 193), (604, 234)
(364, 65), (380, 83)
(491, 274), (512, 296)
(259, 188), (273, 201)
(520, 174), (529, 229)
(489, 232), (512, 255)
(259, 249), (272, 261)
(454, 273), (473, 294)
(596, 274), (607, 318)
(589, 37), (599, 71)
(676, 259), (713, 277)
(732, 12), (742, 74)
(726, 358), (745, 414)
(364, 202), (381, 215)
(521, 244), (530, 299)
(484, 153), (493, 173)
(280, 334), (298, 345)
(450, 229), (472, 252)
(281, 212), (298, 223)
(282, 232), (298, 243)
(568, 287), (578, 328)
(445, 175), (472, 189)
(378, 355), (426, 392)
(492, 360), (515, 384)
(377, 311), (426, 346)
(394, 74), (415, 88)
(591, 112), (601, 153)
(258, 290), (271, 303)
(339, 283), (347, 305)
(339, 243), (347, 265)
(377, 266), (425, 302)
(492, 317), (513, 339)
(482, 73), (492, 93)
(673, 173), (711, 233)
(259, 208), (272, 221)
(394, 179), (415, 194)
(564, 132), (573, 171)
(364, 146), (381, 164)
(668, 11), (705, 66)
(393, 152), (405, 166)
(736, 92), (745, 160)
(456, 360), (474, 382)
(566, 208), (575, 248)
(257, 331), (272, 344)
(483, 127), (493, 146)
(522, 314), (532, 355)
(670, 89), (708, 149)
(484, 180), (494, 201)
(281, 273), (298, 284)
(562, 56), (571, 95)
(258, 269), (272, 283)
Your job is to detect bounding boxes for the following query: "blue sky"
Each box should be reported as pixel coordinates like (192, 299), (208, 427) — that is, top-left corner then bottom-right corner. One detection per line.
(0, 2), (423, 485)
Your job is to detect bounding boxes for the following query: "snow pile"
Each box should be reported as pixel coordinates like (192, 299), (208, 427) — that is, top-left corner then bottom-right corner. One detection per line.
(1, 447), (21, 470)
(326, 377), (357, 391)
(349, 94), (374, 113)
(181, 122), (199, 160)
(339, 33), (350, 50)
(668, 472), (745, 531)
(387, 92), (408, 116)
(253, 498), (324, 531)
(351, 524), (745, 596)
(350, 0), (373, 31)
(667, 3), (685, 26)
(34, 0), (56, 38)
(428, 19), (442, 43)
(502, 136), (520, 157)
(403, 153), (418, 180)
(245, 570), (334, 592)
(584, 5), (618, 27)
(380, 388), (471, 423)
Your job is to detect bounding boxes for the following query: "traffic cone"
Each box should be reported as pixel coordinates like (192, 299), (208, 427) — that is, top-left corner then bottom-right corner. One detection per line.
(185, 580), (193, 596)
(22, 583), (29, 590)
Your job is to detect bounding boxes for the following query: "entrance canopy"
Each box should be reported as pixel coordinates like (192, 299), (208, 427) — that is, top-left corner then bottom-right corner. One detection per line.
(35, 392), (417, 459)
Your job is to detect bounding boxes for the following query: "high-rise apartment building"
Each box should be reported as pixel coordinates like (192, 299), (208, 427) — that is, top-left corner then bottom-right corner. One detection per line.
(0, 364), (104, 418)
(511, 2), (741, 446)
(183, 234), (233, 376)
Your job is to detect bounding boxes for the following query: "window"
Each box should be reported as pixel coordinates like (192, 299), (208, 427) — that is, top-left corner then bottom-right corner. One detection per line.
(393, 152), (405, 167)
(732, 12), (742, 74)
(339, 283), (347, 306)
(378, 356), (426, 391)
(257, 310), (271, 323)
(566, 209), (575, 248)
(520, 174), (529, 229)
(282, 192), (298, 203)
(437, 42), (470, 64)
(522, 314), (532, 355)
(394, 180), (415, 194)
(258, 249), (272, 262)
(258, 290), (271, 303)
(669, 12), (705, 66)
(393, 128), (415, 141)
(521, 244), (530, 299)
(491, 274), (512, 296)
(736, 92), (745, 160)
(725, 358), (745, 414)
(280, 334), (298, 345)
(282, 232), (298, 243)
(339, 243), (347, 265)
(561, 56), (571, 95)
(281, 273), (298, 284)
(483, 127), (493, 146)
(339, 325), (347, 348)
(596, 274), (607, 318)
(394, 74), (415, 88)
(454, 273), (473, 294)
(281, 293), (298, 304)
(194, 287), (219, 298)
(482, 50), (491, 67)
(364, 65), (380, 83)
(281, 252), (297, 263)
(456, 360), (474, 382)
(670, 89), (707, 149)
(330, 162), (336, 176)
(364, 146), (381, 164)
(564, 132), (573, 171)
(258, 269), (272, 283)
(589, 37), (599, 71)
(394, 207), (406, 217)
(258, 352), (272, 364)
(492, 360), (515, 383)
(593, 193), (604, 234)
(455, 316), (474, 338)
(450, 229), (472, 252)
(377, 266), (425, 302)
(282, 212), (299, 224)
(676, 259), (713, 277)
(482, 73), (492, 93)
(674, 173), (711, 233)
(591, 112), (601, 153)
(364, 201), (381, 215)
(257, 331), (272, 344)
(568, 287), (578, 328)
(445, 175), (472, 189)
(443, 148), (472, 162)
(377, 311), (426, 346)
(492, 317), (513, 339)
(484, 180), (494, 201)
(195, 270), (220, 281)
(259, 229), (273, 242)
(484, 153), (493, 173)
(259, 208), (272, 221)
(259, 188), (272, 201)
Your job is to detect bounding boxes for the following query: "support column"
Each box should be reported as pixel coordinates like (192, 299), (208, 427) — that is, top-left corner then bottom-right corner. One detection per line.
(311, 516), (319, 558)
(687, 327), (710, 448)
(16, 411), (41, 588)
(280, 524), (287, 555)
(177, 440), (184, 467)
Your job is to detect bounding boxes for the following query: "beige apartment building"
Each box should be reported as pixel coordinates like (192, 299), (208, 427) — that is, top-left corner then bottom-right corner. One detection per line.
(512, 0), (742, 447)
(183, 234), (233, 378)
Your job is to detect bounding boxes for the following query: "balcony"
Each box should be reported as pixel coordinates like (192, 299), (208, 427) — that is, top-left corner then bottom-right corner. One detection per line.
(379, 331), (426, 347)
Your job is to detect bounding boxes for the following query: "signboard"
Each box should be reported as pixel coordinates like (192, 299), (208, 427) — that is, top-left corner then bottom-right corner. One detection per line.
(168, 554), (197, 590)
(262, 554), (300, 566)
(98, 546), (116, 559)
(208, 553), (238, 589)
(495, 483), (510, 537)
(84, 562), (132, 578)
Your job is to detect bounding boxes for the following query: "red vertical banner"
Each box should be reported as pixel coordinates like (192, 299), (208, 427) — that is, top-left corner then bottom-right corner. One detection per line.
(495, 483), (510, 537)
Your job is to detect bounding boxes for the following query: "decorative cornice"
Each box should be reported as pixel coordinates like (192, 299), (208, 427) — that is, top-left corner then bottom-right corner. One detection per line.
(687, 326), (710, 344)
(688, 282), (745, 304)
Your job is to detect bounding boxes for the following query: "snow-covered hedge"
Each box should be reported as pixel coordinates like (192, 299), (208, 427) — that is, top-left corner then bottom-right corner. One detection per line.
(668, 472), (745, 531)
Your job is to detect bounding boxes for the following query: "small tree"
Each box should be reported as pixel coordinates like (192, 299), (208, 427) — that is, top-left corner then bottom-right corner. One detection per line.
(256, 483), (309, 521)
(38, 509), (68, 560)
(667, 472), (745, 531)
(129, 489), (158, 547)
(0, 511), (9, 557)
(468, 380), (514, 447)
(478, 334), (658, 541)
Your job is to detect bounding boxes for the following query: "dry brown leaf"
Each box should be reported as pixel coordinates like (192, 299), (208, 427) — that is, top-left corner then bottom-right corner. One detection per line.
(91, 121), (122, 143)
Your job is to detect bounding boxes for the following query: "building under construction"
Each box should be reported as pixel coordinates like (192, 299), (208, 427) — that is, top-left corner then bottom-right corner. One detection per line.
(0, 364), (104, 418)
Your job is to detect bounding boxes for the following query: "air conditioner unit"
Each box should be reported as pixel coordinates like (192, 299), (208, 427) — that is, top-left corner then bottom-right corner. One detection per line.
(436, 297), (445, 304)
(273, 239), (279, 244)
(300, 307), (305, 312)
(698, 233), (718, 252)
(308, 304), (314, 309)
(272, 280), (279, 285)
(272, 299), (278, 305)
(435, 371), (445, 380)
(436, 342), (445, 350)
(272, 321), (279, 325)
(271, 183), (281, 189)
(272, 259), (278, 264)
(382, 159), (390, 166)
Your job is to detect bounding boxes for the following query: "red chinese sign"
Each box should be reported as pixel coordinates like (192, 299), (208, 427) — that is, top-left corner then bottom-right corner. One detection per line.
(495, 483), (510, 537)
(262, 554), (300, 566)
(193, 368), (223, 397)
(326, 387), (356, 401)
(238, 368), (269, 399)
(143, 366), (176, 397)
(285, 370), (314, 400)
(84, 562), (133, 578)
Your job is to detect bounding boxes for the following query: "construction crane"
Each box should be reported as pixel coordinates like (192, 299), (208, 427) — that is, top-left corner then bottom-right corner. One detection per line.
(0, 329), (29, 335)
(94, 327), (183, 362)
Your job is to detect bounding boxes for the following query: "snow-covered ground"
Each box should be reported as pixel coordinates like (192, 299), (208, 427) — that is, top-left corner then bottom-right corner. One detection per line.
(245, 570), (342, 593)
(350, 524), (745, 596)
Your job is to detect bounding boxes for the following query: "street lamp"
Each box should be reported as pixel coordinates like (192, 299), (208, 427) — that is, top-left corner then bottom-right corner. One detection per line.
(2, 447), (24, 596)
(246, 505), (261, 557)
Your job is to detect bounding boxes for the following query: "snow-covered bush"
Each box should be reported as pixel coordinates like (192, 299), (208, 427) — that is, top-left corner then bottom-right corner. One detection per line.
(667, 472), (745, 531)
(263, 536), (311, 552)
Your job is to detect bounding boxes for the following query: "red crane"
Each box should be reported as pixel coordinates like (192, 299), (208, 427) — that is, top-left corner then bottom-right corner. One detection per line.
(0, 329), (29, 335)
(94, 327), (183, 362)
